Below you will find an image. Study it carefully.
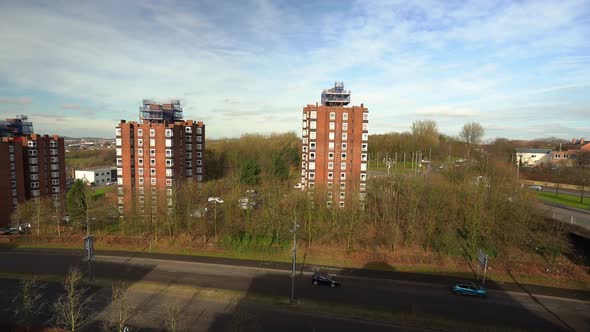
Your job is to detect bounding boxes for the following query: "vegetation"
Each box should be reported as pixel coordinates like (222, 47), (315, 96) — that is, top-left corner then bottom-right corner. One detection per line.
(536, 191), (590, 210)
(65, 148), (115, 169)
(53, 268), (93, 332)
(460, 122), (485, 158)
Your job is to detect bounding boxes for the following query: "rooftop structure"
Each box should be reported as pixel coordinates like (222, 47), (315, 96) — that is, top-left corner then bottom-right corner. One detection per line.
(0, 115), (34, 137)
(139, 99), (183, 123)
(321, 82), (351, 107)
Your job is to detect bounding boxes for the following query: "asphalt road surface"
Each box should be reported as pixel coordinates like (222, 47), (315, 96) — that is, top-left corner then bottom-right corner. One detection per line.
(0, 249), (588, 331)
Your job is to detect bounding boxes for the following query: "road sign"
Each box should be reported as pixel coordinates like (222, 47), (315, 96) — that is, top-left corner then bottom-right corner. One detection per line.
(84, 235), (94, 261)
(477, 249), (488, 268)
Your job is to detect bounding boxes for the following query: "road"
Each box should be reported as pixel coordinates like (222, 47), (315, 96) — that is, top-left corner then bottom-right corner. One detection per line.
(0, 249), (588, 331)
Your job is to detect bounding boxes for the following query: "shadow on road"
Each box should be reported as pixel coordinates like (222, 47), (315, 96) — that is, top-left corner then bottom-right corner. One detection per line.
(206, 260), (573, 332)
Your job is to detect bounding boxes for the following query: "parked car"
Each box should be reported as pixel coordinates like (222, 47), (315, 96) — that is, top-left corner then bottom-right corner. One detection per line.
(312, 272), (341, 288)
(528, 185), (542, 191)
(293, 182), (302, 189)
(450, 281), (487, 298)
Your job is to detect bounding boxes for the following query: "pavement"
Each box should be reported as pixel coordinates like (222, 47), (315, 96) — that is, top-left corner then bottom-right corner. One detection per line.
(0, 248), (588, 331)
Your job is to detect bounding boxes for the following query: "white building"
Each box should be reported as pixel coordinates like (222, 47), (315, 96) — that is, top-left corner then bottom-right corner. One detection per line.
(515, 148), (552, 167)
(74, 167), (116, 186)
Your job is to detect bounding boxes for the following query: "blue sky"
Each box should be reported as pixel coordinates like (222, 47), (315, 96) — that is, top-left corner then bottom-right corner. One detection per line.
(0, 0), (588, 140)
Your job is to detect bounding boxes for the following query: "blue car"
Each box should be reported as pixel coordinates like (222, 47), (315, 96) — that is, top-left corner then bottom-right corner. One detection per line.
(451, 281), (487, 298)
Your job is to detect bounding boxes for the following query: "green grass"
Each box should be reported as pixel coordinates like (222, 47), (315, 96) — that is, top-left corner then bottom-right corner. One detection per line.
(536, 191), (590, 210)
(92, 185), (115, 198)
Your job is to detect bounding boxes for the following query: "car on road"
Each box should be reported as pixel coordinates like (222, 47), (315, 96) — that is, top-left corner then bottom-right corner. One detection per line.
(450, 281), (487, 298)
(312, 272), (341, 288)
(528, 185), (542, 191)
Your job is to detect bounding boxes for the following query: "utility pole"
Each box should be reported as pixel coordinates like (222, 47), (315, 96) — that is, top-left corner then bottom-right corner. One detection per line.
(403, 152), (406, 168)
(290, 220), (299, 303)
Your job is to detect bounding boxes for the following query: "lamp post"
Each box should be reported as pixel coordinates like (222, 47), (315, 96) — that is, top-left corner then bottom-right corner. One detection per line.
(290, 220), (300, 303)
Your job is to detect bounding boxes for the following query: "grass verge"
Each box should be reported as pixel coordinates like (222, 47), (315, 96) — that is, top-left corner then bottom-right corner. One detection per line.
(536, 191), (590, 210)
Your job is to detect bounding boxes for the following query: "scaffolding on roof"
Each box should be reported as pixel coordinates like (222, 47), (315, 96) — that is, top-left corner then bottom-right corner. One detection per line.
(139, 99), (183, 123)
(321, 82), (351, 106)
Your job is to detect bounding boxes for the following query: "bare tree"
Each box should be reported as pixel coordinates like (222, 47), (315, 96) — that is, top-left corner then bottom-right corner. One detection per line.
(13, 276), (45, 332)
(53, 268), (93, 332)
(460, 121), (485, 158)
(411, 119), (440, 151)
(105, 282), (133, 332)
(165, 301), (182, 332)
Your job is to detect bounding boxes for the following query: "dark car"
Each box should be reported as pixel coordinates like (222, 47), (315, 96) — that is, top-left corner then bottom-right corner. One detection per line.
(312, 272), (341, 287)
(451, 281), (487, 298)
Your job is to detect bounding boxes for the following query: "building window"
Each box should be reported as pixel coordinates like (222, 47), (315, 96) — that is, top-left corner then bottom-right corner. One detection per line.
(342, 143), (347, 150)
(149, 138), (155, 147)
(165, 129), (173, 137)
(328, 162), (333, 170)
(196, 144), (202, 150)
(166, 179), (173, 187)
(138, 158), (143, 166)
(361, 153), (368, 161)
(186, 126), (193, 133)
(362, 123), (369, 131)
(310, 121), (316, 130)
(309, 182), (315, 189)
(309, 172), (315, 180)
(340, 182), (345, 190)
(360, 183), (366, 191)
(340, 192), (345, 199)
(197, 167), (203, 174)
(342, 133), (347, 140)
(340, 162), (346, 170)
(310, 111), (317, 119)
(330, 112), (336, 120)
(138, 168), (144, 176)
(138, 178), (144, 185)
(310, 131), (316, 139)
(137, 138), (143, 146)
(361, 143), (368, 151)
(196, 159), (202, 166)
(302, 129), (307, 137)
(166, 159), (173, 167)
(310, 152), (316, 160)
(165, 149), (172, 157)
(137, 129), (143, 137)
(362, 133), (369, 141)
(150, 168), (156, 176)
(341, 153), (347, 160)
(302, 146), (308, 153)
(196, 127), (202, 134)
(328, 152), (334, 160)
(167, 188), (173, 196)
(310, 142), (316, 150)
(329, 142), (334, 151)
(165, 139), (172, 147)
(150, 159), (155, 166)
(329, 122), (335, 130)
(149, 149), (155, 156)
(342, 122), (348, 131)
(363, 112), (368, 120)
(166, 169), (173, 177)
(196, 136), (202, 142)
(360, 173), (367, 181)
(151, 178), (156, 185)
(343, 112), (348, 120)
(186, 160), (193, 167)
(196, 152), (202, 158)
(116, 128), (121, 136)
(327, 182), (333, 189)
(327, 201), (333, 208)
(150, 129), (155, 137)
(328, 172), (333, 180)
(339, 201), (345, 208)
(138, 148), (143, 156)
(186, 136), (192, 142)
(361, 163), (367, 171)
(340, 172), (346, 180)
(329, 132), (334, 140)
(309, 162), (316, 170)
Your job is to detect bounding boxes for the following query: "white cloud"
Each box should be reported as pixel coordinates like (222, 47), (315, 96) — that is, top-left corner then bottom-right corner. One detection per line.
(0, 96), (32, 104)
(0, 0), (588, 139)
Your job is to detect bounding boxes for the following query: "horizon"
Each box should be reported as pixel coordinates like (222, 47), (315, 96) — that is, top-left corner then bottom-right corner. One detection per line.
(0, 0), (588, 140)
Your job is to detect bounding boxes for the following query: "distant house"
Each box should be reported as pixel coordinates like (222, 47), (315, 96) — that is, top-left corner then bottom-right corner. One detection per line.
(74, 167), (116, 186)
(515, 148), (552, 167)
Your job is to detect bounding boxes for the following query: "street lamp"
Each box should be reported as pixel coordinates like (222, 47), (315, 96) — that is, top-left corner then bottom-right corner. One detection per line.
(290, 220), (300, 303)
(207, 197), (224, 241)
